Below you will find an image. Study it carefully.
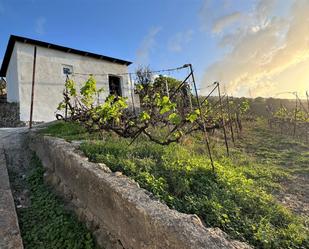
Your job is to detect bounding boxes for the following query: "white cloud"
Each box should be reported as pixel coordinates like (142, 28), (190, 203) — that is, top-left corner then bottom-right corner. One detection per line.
(255, 0), (278, 21)
(35, 17), (46, 35)
(201, 0), (309, 98)
(212, 12), (244, 33)
(167, 30), (194, 52)
(136, 27), (161, 65)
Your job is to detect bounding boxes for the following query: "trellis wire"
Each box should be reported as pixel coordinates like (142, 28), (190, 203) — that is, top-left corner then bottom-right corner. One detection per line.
(64, 64), (241, 170)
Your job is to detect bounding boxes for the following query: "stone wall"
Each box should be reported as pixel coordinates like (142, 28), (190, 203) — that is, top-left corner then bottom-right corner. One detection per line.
(28, 133), (251, 249)
(0, 102), (21, 127)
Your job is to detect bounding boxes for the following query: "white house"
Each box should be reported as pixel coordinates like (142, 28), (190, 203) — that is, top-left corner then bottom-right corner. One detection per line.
(0, 35), (133, 122)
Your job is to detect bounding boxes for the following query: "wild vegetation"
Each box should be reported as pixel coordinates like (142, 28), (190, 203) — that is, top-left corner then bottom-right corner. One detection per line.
(267, 103), (309, 142)
(12, 154), (99, 249)
(44, 71), (309, 248)
(43, 120), (309, 249)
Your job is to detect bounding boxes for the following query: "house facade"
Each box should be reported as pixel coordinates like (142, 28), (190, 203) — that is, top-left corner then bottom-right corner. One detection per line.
(0, 35), (133, 122)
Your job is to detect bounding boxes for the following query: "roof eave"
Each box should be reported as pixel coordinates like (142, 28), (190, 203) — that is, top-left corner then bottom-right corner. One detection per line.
(0, 35), (132, 77)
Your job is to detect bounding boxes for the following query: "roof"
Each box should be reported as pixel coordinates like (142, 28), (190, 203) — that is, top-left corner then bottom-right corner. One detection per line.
(0, 35), (132, 76)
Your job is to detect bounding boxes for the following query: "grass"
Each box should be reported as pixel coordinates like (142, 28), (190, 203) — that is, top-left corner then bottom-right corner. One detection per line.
(40, 121), (101, 141)
(42, 121), (309, 249)
(236, 119), (309, 176)
(16, 154), (99, 249)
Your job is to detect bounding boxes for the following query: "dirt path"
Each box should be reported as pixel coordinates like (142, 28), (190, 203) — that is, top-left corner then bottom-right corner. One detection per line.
(236, 122), (309, 217)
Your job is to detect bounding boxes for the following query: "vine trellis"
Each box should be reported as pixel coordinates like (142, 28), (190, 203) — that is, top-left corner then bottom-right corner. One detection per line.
(267, 91), (309, 142)
(56, 64), (250, 171)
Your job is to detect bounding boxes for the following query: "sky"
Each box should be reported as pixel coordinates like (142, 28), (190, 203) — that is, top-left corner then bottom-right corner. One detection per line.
(0, 0), (308, 99)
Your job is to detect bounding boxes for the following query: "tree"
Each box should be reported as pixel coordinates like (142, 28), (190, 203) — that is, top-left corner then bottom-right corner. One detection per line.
(0, 77), (6, 96)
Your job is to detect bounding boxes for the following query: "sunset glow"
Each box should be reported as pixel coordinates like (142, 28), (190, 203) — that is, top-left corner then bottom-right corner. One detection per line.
(201, 0), (309, 99)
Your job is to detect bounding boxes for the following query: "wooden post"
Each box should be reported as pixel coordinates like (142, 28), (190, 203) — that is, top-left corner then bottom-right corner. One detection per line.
(188, 83), (193, 111)
(293, 93), (298, 137)
(65, 74), (69, 120)
(129, 73), (136, 115)
(226, 95), (235, 145)
(29, 46), (37, 129)
(164, 77), (170, 98)
(189, 64), (215, 171)
(305, 91), (309, 142)
(306, 91), (309, 113)
(217, 82), (229, 156)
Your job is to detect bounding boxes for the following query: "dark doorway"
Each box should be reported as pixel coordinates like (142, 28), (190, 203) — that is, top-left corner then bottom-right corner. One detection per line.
(108, 76), (122, 97)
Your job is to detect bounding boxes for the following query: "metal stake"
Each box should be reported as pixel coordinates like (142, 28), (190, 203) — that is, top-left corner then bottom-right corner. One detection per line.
(226, 95), (235, 145)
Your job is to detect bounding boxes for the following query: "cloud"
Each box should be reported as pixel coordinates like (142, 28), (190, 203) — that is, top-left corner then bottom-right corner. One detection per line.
(199, 0), (247, 32)
(212, 12), (244, 33)
(35, 17), (46, 35)
(201, 0), (309, 98)
(167, 30), (194, 52)
(136, 27), (161, 65)
(256, 0), (278, 21)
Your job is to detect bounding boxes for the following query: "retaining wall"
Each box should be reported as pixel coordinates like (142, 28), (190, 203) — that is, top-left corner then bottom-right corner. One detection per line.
(0, 102), (20, 127)
(0, 148), (24, 248)
(28, 133), (251, 249)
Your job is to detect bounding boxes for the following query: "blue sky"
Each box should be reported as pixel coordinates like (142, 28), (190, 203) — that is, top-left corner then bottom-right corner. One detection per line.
(0, 0), (240, 85)
(0, 0), (308, 98)
(0, 1), (212, 77)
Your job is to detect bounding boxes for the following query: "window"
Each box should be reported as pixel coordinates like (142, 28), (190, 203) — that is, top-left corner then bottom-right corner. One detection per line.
(62, 65), (73, 75)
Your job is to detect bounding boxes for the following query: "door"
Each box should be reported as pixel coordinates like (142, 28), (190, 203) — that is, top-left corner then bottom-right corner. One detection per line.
(108, 76), (122, 97)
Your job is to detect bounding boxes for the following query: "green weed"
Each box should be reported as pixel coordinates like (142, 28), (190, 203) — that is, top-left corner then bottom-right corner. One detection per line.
(18, 155), (99, 249)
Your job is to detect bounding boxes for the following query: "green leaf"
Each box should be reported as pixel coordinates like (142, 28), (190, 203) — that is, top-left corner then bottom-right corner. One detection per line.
(57, 101), (66, 111)
(168, 113), (181, 125)
(65, 79), (77, 97)
(186, 109), (200, 123)
(139, 111), (151, 122)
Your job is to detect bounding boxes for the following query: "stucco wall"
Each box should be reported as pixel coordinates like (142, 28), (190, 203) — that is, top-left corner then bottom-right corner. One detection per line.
(9, 42), (132, 122)
(6, 44), (19, 103)
(29, 133), (251, 249)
